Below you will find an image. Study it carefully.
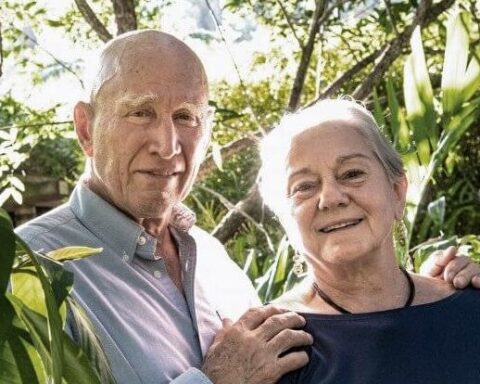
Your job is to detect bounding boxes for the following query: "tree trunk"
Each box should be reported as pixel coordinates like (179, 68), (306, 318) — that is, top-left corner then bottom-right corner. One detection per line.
(112, 0), (138, 34)
(74, 0), (113, 42)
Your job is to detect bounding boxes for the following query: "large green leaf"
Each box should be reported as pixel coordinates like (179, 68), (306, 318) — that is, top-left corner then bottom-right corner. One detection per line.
(0, 209), (16, 347)
(386, 77), (410, 151)
(15, 236), (64, 383)
(404, 27), (437, 165)
(0, 208), (15, 296)
(0, 324), (43, 384)
(442, 13), (470, 116)
(8, 295), (105, 384)
(11, 267), (46, 317)
(47, 247), (103, 262)
(463, 51), (480, 102)
(11, 255), (74, 325)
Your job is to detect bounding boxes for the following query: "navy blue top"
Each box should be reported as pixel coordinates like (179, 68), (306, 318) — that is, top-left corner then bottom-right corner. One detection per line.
(279, 288), (480, 383)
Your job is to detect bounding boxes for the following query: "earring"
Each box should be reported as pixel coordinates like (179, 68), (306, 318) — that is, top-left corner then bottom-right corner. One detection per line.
(292, 251), (305, 277)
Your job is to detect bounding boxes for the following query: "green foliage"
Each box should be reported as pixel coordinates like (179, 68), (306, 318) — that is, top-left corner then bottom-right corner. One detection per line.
(0, 96), (75, 206)
(379, 13), (480, 257)
(413, 235), (480, 273)
(0, 208), (114, 383)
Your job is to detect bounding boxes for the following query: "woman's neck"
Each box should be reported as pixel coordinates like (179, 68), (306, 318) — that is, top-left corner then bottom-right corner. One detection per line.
(309, 258), (410, 314)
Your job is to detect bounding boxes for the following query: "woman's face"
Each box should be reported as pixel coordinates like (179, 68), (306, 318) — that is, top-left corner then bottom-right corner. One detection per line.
(286, 122), (406, 268)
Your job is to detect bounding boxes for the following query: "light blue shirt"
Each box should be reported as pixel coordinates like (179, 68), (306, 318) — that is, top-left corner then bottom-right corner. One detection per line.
(16, 184), (260, 384)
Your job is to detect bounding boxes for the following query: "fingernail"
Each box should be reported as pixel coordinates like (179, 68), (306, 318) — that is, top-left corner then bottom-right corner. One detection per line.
(454, 276), (466, 288)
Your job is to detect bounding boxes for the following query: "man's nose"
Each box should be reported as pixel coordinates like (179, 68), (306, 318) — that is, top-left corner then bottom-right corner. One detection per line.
(148, 117), (181, 159)
(317, 181), (349, 210)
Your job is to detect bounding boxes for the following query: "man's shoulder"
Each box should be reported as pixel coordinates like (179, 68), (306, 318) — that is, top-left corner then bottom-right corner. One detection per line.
(16, 203), (73, 238)
(15, 202), (83, 252)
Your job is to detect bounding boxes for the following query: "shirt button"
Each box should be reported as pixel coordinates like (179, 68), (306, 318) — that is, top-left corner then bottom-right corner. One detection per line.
(122, 253), (129, 262)
(153, 270), (162, 279)
(137, 236), (146, 246)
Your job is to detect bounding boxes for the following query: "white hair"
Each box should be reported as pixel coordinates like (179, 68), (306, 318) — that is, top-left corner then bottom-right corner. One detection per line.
(258, 98), (404, 247)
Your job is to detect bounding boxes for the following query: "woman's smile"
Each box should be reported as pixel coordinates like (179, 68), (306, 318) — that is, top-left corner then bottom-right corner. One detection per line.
(317, 218), (363, 233)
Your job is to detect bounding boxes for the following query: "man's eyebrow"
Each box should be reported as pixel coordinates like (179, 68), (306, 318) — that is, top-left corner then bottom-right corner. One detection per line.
(117, 94), (159, 108)
(176, 102), (211, 114)
(116, 97), (210, 114)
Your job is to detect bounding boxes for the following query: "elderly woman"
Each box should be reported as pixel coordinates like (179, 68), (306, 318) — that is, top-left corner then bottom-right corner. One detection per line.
(259, 99), (480, 383)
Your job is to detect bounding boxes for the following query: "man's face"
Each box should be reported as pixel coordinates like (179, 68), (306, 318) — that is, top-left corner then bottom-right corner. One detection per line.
(86, 48), (211, 221)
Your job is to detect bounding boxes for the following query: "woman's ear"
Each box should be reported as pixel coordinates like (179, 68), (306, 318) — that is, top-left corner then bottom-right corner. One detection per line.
(393, 174), (408, 220)
(74, 102), (95, 157)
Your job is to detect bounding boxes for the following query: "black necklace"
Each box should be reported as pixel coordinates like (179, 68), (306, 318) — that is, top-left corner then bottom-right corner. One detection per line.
(312, 268), (415, 314)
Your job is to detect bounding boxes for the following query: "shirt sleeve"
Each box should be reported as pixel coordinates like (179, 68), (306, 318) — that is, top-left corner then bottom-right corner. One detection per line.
(171, 368), (213, 384)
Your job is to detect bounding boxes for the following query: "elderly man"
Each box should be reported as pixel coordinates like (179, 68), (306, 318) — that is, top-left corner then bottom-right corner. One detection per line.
(16, 30), (480, 384)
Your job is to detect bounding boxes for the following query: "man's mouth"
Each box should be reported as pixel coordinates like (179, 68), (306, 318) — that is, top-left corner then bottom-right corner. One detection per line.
(318, 219), (363, 233)
(139, 169), (182, 177)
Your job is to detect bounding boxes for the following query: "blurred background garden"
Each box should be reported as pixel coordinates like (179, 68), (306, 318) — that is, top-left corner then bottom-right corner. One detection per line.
(1, 0), (479, 304)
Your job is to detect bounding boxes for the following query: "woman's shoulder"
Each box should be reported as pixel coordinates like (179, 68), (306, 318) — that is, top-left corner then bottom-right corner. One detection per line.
(271, 278), (317, 312)
(411, 273), (457, 305)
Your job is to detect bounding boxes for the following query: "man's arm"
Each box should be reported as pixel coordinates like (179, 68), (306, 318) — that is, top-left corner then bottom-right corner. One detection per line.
(421, 246), (480, 288)
(201, 306), (312, 384)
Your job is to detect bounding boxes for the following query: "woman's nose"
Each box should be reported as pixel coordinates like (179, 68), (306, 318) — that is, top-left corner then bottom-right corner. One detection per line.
(317, 181), (349, 210)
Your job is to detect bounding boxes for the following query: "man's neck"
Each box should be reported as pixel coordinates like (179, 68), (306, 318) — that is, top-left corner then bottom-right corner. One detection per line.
(143, 219), (183, 291)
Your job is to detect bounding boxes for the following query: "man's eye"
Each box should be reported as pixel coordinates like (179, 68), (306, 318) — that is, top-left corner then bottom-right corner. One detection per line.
(175, 113), (199, 127)
(129, 109), (154, 118)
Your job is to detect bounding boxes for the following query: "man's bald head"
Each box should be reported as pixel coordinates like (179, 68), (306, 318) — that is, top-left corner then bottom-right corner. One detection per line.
(89, 30), (208, 107)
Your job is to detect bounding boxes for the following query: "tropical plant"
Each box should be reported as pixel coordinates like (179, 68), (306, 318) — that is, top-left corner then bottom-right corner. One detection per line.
(372, 11), (480, 268)
(0, 207), (114, 384)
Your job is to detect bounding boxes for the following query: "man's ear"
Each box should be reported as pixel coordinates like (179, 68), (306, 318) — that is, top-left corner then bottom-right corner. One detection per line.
(200, 107), (215, 157)
(393, 174), (408, 220)
(74, 102), (94, 157)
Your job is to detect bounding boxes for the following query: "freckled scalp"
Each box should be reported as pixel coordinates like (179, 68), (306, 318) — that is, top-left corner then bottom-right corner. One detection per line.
(89, 30), (208, 107)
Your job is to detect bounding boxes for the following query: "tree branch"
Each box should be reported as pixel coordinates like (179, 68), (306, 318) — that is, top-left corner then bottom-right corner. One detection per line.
(198, 185), (274, 250)
(205, 0), (264, 133)
(197, 136), (259, 181)
(74, 0), (113, 42)
(383, 0), (399, 36)
(21, 31), (85, 89)
(353, 0), (455, 100)
(287, 0), (326, 112)
(310, 46), (386, 103)
(112, 0), (137, 34)
(275, 0), (304, 50)
(212, 184), (269, 243)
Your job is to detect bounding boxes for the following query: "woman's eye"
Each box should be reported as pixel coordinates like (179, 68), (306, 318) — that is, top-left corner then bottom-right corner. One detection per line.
(292, 182), (316, 194)
(342, 169), (365, 179)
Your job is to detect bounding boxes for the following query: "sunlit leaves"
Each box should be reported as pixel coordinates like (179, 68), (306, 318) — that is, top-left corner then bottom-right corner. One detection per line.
(391, 12), (480, 251)
(0, 209), (112, 383)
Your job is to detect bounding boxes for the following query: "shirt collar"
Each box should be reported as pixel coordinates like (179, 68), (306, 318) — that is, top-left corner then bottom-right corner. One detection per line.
(69, 183), (196, 262)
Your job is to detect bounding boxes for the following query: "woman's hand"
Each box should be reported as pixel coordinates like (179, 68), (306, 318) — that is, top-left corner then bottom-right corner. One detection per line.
(420, 246), (480, 289)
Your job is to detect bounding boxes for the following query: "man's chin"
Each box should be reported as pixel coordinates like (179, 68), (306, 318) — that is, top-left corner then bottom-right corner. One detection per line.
(134, 198), (175, 219)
